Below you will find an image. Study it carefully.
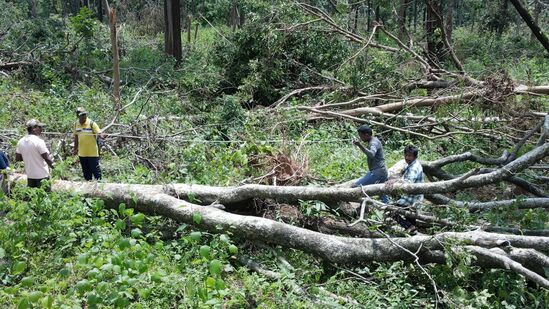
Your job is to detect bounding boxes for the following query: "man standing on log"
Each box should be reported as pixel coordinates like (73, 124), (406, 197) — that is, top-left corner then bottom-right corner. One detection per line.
(352, 125), (389, 201)
(16, 119), (54, 188)
(73, 107), (104, 181)
(387, 145), (424, 234)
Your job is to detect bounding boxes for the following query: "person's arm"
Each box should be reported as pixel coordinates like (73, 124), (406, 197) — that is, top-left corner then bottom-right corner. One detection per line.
(37, 140), (54, 169)
(41, 152), (54, 169)
(92, 122), (106, 139)
(73, 134), (79, 155)
(15, 153), (23, 162)
(353, 140), (377, 158)
(72, 122), (79, 155)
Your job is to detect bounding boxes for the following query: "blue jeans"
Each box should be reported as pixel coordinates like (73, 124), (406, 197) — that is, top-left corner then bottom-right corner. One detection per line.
(353, 169), (389, 203)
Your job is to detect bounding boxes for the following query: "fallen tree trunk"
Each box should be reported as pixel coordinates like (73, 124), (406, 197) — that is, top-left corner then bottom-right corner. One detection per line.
(167, 143), (548, 205)
(17, 179), (549, 270)
(426, 194), (549, 212)
(334, 85), (549, 116)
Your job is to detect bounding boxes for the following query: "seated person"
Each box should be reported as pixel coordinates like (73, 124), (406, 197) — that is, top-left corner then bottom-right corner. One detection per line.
(386, 145), (424, 234)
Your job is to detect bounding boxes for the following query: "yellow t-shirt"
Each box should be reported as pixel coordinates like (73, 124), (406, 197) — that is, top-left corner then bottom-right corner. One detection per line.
(74, 119), (101, 157)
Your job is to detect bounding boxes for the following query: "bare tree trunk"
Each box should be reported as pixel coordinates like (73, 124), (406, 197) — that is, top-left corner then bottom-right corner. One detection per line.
(187, 15), (192, 44)
(230, 2), (240, 31)
(446, 0), (453, 43)
(96, 0), (103, 22)
(413, 0), (418, 32)
(104, 0), (121, 110)
(164, 0), (182, 63)
(425, 0), (444, 64)
(509, 0), (549, 55)
(367, 0), (371, 31)
(398, 0), (409, 39)
(352, 4), (359, 34)
(29, 0), (38, 18)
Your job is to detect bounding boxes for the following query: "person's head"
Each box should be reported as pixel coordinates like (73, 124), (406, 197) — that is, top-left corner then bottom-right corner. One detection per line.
(404, 145), (419, 164)
(357, 125), (373, 142)
(77, 108), (88, 124)
(26, 119), (45, 135)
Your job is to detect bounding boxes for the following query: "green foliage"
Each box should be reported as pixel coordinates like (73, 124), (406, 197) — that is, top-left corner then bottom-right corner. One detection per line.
(212, 9), (349, 105)
(1, 1), (548, 307)
(69, 7), (97, 39)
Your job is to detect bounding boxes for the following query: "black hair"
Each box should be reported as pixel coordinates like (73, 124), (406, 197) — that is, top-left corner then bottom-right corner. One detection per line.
(27, 126), (33, 134)
(357, 125), (372, 135)
(404, 145), (419, 157)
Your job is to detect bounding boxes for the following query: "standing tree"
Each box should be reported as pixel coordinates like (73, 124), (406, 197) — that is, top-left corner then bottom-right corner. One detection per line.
(164, 0), (182, 63)
(425, 0), (444, 65)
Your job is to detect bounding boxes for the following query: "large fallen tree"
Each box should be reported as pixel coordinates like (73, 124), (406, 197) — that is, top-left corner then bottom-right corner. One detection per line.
(7, 142), (549, 287)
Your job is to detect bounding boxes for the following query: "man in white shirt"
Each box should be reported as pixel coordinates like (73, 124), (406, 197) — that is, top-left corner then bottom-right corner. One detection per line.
(16, 119), (54, 188)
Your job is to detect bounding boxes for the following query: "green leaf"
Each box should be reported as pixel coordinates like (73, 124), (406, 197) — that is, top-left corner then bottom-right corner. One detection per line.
(115, 219), (126, 230)
(20, 276), (35, 287)
(228, 245), (238, 254)
(40, 295), (53, 309)
(77, 253), (89, 264)
(189, 232), (202, 241)
(13, 261), (27, 275)
(28, 291), (42, 303)
(119, 203), (126, 214)
(205, 276), (216, 287)
(193, 212), (202, 225)
(118, 238), (131, 250)
(199, 245), (211, 259)
(131, 228), (142, 238)
(209, 259), (222, 276)
(76, 279), (92, 294)
(219, 234), (229, 243)
(17, 297), (29, 309)
(87, 293), (101, 306)
(151, 272), (162, 283)
(0, 247), (5, 259)
(131, 213), (145, 225)
(215, 278), (226, 290)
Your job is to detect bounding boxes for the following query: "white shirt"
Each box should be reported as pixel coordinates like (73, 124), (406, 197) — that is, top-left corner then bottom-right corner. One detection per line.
(16, 134), (50, 179)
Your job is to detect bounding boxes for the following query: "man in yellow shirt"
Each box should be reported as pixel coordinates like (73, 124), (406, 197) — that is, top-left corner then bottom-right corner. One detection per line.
(73, 108), (105, 180)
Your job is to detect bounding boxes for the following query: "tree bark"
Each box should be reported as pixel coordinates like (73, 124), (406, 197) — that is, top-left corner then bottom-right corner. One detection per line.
(509, 0), (549, 55)
(11, 177), (548, 270)
(164, 0), (182, 63)
(425, 0), (443, 64)
(104, 0), (121, 110)
(166, 143), (548, 206)
(332, 85), (549, 116)
(398, 0), (409, 40)
(96, 0), (103, 21)
(446, 0), (453, 42)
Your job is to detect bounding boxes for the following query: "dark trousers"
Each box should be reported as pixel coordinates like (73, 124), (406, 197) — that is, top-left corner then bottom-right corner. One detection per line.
(79, 157), (101, 181)
(28, 177), (50, 190)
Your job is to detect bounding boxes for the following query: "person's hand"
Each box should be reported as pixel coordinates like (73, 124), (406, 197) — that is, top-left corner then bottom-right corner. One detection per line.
(352, 138), (361, 146)
(385, 178), (398, 190)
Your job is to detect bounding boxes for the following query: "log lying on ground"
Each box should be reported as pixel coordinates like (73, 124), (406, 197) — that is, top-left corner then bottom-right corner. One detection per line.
(168, 143), (548, 205)
(17, 179), (547, 271)
(426, 194), (549, 212)
(311, 85), (549, 117)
